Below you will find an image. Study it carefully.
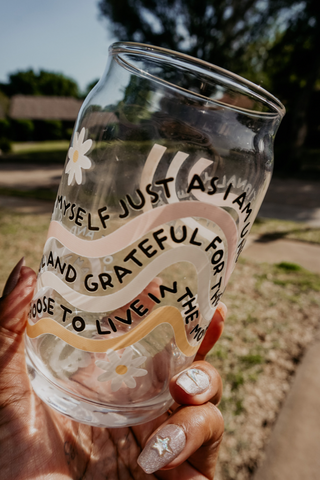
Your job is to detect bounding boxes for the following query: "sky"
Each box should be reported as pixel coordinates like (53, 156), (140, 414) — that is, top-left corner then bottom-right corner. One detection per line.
(0, 0), (116, 93)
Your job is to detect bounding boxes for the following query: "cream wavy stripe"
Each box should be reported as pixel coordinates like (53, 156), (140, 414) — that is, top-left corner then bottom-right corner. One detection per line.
(37, 245), (215, 320)
(46, 201), (237, 283)
(26, 306), (200, 357)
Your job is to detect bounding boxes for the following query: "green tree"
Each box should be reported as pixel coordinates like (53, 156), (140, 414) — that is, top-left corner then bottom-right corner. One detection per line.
(0, 69), (80, 98)
(98, 0), (320, 174)
(262, 0), (320, 170)
(37, 70), (79, 97)
(85, 78), (100, 97)
(98, 0), (270, 74)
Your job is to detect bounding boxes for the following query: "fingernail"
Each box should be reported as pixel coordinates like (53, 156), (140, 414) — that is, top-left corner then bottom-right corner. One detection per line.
(217, 301), (227, 321)
(177, 368), (210, 395)
(137, 424), (186, 474)
(2, 257), (25, 297)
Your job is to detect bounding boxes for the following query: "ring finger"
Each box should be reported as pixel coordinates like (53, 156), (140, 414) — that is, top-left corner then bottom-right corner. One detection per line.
(136, 401), (224, 478)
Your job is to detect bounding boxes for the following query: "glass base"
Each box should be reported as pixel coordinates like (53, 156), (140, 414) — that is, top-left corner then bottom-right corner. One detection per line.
(25, 349), (174, 428)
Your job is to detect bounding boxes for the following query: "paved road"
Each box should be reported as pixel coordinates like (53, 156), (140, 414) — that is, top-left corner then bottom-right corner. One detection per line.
(0, 163), (62, 191)
(259, 202), (320, 226)
(260, 177), (320, 226)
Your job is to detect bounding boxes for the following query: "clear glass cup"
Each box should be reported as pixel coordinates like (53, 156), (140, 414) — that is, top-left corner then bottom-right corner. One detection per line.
(25, 42), (285, 427)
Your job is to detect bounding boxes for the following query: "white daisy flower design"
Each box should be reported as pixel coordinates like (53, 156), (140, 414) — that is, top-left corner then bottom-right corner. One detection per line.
(65, 127), (92, 185)
(95, 348), (148, 392)
(49, 341), (91, 378)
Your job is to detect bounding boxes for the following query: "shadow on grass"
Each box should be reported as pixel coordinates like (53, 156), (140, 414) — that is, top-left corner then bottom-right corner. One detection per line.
(252, 217), (320, 245)
(255, 227), (320, 244)
(0, 187), (56, 201)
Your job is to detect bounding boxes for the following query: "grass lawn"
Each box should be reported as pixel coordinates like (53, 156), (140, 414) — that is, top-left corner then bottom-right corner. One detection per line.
(0, 211), (50, 288)
(1, 209), (320, 479)
(11, 140), (70, 153)
(1, 140), (69, 164)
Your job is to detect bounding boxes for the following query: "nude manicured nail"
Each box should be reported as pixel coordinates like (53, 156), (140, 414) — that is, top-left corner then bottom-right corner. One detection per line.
(2, 257), (25, 297)
(177, 368), (210, 395)
(137, 424), (186, 474)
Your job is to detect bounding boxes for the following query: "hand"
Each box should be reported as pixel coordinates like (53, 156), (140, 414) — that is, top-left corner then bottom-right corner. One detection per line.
(0, 258), (226, 479)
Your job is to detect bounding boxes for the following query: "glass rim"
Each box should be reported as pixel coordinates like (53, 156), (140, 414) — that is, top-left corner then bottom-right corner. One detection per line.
(110, 41), (285, 118)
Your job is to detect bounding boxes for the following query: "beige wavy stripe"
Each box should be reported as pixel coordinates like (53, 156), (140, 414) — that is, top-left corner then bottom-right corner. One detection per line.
(26, 306), (200, 357)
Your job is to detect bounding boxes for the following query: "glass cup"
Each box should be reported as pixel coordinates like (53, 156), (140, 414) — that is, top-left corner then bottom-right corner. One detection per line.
(25, 42), (285, 427)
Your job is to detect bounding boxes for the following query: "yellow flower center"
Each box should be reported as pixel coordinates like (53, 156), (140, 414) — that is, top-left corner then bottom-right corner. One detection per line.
(115, 364), (128, 375)
(73, 150), (79, 163)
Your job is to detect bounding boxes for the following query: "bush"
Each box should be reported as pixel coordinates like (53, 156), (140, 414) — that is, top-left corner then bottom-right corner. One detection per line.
(0, 119), (10, 138)
(11, 119), (34, 141)
(0, 137), (12, 154)
(34, 120), (63, 141)
(65, 127), (74, 139)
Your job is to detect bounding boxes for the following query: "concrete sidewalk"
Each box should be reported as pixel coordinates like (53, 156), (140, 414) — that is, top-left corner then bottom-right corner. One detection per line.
(243, 235), (320, 274)
(253, 327), (320, 480)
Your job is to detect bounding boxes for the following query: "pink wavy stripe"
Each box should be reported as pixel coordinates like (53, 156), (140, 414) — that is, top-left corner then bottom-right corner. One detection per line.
(46, 201), (238, 281)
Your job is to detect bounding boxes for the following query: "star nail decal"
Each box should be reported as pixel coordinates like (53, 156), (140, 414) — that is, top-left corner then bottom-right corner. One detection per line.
(152, 436), (173, 456)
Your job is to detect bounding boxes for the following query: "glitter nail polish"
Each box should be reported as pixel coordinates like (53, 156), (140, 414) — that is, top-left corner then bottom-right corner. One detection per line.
(137, 424), (186, 474)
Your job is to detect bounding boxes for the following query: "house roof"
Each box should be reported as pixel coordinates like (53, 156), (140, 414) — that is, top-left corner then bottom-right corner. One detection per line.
(9, 95), (83, 121)
(82, 111), (119, 130)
